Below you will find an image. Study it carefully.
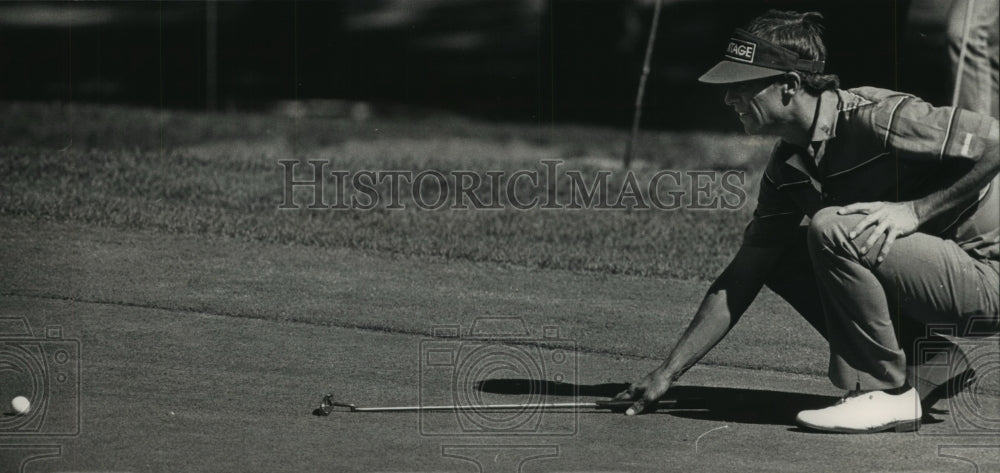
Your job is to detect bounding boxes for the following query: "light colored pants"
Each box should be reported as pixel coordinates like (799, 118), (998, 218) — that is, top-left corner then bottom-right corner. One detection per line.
(765, 208), (999, 391)
(947, 0), (999, 117)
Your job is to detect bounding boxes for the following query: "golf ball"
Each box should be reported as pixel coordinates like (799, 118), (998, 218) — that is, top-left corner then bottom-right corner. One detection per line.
(11, 396), (30, 414)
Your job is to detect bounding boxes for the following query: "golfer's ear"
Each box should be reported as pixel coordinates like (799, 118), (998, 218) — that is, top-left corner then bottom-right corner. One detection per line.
(782, 72), (803, 95)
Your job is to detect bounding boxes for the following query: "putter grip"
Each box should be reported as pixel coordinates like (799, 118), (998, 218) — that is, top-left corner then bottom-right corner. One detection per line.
(595, 400), (640, 408)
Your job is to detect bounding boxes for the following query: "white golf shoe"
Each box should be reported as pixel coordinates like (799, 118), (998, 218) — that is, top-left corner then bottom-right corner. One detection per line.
(795, 387), (922, 433)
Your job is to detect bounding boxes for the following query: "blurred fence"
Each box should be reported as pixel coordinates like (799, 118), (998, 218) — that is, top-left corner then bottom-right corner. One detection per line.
(0, 0), (952, 130)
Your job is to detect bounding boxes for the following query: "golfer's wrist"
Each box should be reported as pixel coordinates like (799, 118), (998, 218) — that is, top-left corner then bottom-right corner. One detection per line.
(909, 199), (932, 225)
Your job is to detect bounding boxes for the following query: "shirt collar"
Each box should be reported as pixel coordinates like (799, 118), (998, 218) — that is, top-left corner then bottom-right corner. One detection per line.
(809, 89), (840, 143)
(778, 89), (841, 157)
(776, 89), (840, 172)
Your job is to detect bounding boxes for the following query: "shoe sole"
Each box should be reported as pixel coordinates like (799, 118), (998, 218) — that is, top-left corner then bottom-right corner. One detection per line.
(796, 418), (921, 434)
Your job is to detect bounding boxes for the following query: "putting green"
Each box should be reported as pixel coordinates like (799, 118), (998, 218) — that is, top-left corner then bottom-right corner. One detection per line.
(1, 217), (998, 472)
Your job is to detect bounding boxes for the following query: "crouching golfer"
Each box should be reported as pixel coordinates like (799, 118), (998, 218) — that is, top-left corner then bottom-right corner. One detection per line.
(615, 10), (999, 433)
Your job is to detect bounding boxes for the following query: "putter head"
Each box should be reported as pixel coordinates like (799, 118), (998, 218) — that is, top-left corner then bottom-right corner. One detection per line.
(313, 393), (357, 416)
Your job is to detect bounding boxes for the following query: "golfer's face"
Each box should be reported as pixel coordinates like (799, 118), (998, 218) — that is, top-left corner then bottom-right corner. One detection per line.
(724, 78), (781, 135)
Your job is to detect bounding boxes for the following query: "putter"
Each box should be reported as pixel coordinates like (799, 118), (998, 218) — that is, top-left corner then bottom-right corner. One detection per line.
(314, 393), (705, 416)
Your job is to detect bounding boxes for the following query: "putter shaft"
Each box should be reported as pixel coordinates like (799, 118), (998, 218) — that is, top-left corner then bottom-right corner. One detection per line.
(317, 395), (700, 415)
(354, 401), (610, 412)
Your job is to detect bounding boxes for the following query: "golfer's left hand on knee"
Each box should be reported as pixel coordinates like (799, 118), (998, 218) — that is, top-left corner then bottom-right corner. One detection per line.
(614, 369), (673, 416)
(838, 201), (919, 262)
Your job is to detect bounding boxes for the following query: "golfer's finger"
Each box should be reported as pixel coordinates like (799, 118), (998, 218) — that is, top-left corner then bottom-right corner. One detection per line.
(861, 220), (889, 253)
(626, 398), (647, 416)
(878, 230), (898, 262)
(849, 215), (878, 239)
(613, 389), (635, 402)
(838, 202), (873, 215)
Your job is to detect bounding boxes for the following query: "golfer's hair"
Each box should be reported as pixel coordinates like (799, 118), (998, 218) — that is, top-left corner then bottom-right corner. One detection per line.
(745, 10), (840, 92)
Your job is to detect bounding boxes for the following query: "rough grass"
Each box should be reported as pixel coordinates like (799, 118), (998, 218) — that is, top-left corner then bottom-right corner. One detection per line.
(0, 102), (773, 280)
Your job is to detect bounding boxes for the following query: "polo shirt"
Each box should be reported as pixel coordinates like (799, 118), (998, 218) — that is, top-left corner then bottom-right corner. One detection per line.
(744, 86), (1000, 261)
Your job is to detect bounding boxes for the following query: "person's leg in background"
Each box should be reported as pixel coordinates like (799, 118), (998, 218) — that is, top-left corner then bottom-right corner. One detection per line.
(947, 0), (999, 117)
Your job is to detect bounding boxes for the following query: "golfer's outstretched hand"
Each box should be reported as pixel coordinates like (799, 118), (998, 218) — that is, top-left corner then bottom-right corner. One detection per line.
(613, 369), (673, 416)
(837, 201), (919, 262)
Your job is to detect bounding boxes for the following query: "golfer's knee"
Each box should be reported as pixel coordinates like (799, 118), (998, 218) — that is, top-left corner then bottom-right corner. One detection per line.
(807, 207), (851, 253)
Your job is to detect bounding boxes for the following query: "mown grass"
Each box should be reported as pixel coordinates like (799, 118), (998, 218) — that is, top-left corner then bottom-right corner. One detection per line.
(0, 101), (773, 280)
